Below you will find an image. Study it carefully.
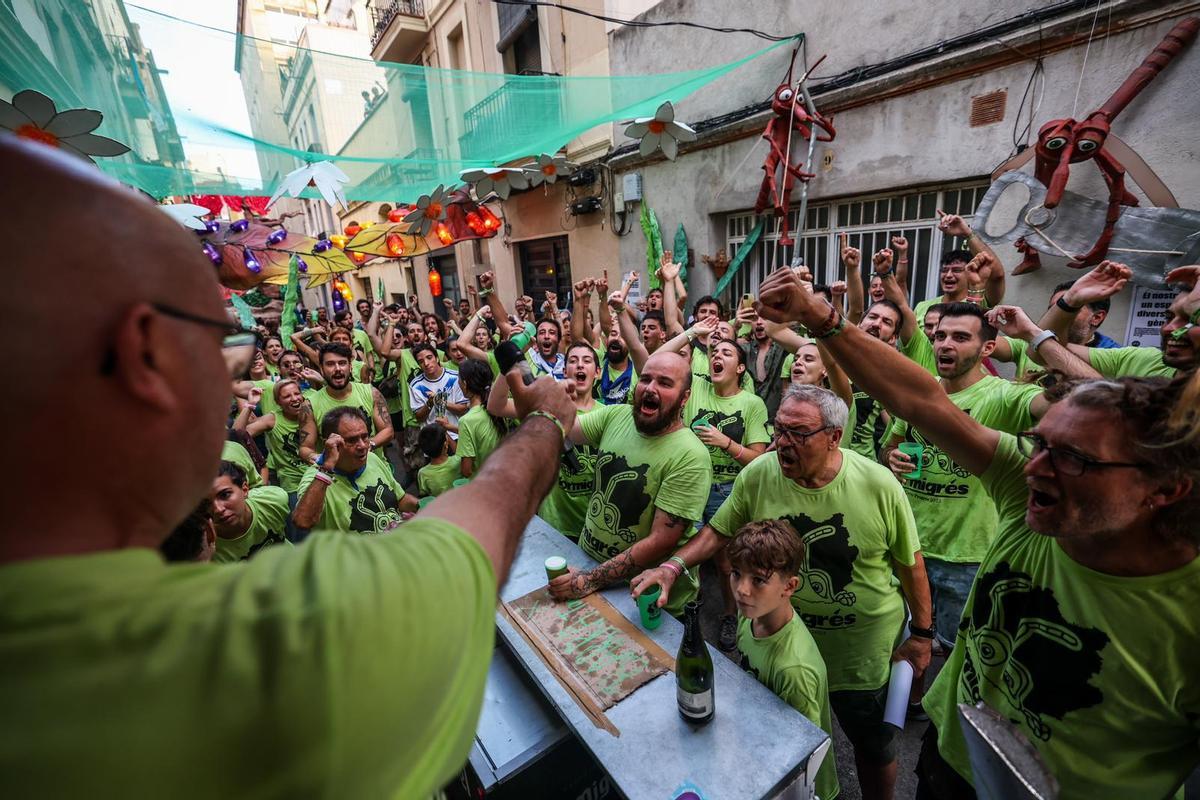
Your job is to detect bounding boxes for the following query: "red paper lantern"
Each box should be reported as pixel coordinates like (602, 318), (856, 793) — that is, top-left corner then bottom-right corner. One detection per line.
(478, 206), (501, 234)
(428, 266), (443, 297)
(386, 233), (405, 257)
(434, 222), (453, 246)
(387, 208), (404, 223)
(344, 222), (362, 236)
(465, 211), (486, 236)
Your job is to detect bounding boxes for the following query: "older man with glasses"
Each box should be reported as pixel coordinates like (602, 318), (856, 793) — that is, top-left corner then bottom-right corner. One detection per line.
(632, 384), (930, 800)
(753, 263), (1200, 800)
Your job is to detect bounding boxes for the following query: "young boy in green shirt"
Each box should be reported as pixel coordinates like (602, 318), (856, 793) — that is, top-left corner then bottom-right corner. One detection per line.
(730, 519), (840, 800)
(416, 422), (461, 498)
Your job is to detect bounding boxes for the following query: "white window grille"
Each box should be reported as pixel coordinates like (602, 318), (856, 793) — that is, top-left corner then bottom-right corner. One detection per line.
(724, 182), (990, 306)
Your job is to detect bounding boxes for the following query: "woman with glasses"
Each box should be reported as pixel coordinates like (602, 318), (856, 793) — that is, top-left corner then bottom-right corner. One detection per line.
(753, 264), (1200, 800)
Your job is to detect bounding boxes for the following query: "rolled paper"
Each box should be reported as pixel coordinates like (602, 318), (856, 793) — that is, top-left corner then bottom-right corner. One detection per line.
(883, 658), (914, 729)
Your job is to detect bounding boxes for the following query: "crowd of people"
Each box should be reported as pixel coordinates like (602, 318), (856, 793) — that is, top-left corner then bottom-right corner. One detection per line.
(5, 136), (1200, 800)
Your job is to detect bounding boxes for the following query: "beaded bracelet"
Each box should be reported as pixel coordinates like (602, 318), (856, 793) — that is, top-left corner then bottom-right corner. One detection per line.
(525, 410), (565, 442)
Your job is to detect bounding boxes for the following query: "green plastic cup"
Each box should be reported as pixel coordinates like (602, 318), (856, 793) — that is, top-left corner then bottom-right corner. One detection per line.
(418, 496), (436, 509)
(898, 442), (923, 479)
(452, 478), (470, 488)
(545, 556), (568, 582)
(637, 584), (663, 630)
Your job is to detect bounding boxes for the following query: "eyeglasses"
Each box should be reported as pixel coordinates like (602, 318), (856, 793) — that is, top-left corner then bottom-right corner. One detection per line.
(100, 304), (258, 378)
(1015, 432), (1149, 477)
(773, 424), (832, 448)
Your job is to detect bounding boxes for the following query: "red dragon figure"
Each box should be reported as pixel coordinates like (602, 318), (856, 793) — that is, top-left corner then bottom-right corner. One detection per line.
(754, 51), (836, 246)
(996, 17), (1199, 274)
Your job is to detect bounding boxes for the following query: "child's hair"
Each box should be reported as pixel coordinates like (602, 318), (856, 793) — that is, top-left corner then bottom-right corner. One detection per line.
(417, 422), (448, 460)
(726, 519), (805, 577)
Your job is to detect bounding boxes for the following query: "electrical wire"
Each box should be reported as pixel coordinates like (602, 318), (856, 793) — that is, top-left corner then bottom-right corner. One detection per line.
(489, 0), (799, 42)
(1072, 0), (1105, 117)
(1010, 25), (1046, 155)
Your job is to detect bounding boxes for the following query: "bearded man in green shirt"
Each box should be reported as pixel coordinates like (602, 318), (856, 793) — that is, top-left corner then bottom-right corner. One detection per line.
(0, 138), (580, 799)
(755, 263), (1200, 800)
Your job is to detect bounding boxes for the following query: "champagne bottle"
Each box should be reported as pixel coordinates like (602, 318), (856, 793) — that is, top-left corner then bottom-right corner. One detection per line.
(675, 601), (714, 724)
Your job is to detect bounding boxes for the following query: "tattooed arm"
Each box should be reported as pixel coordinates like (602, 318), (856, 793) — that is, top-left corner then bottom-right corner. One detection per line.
(369, 387), (394, 449)
(549, 508), (693, 599)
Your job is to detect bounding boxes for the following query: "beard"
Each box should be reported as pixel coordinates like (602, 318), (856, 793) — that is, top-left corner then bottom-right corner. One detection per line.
(633, 392), (685, 435)
(326, 372), (349, 390)
(606, 340), (628, 362)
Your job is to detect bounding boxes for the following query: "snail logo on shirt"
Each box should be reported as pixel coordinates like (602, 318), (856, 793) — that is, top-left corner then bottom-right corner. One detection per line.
(850, 393), (877, 449)
(784, 513), (859, 624)
(559, 444), (597, 496)
(959, 561), (1109, 742)
(347, 479), (403, 534)
(586, 452), (650, 545)
(693, 408), (746, 447)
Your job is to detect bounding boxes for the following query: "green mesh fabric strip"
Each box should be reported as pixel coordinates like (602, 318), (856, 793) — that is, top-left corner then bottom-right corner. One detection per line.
(1, 2), (794, 201)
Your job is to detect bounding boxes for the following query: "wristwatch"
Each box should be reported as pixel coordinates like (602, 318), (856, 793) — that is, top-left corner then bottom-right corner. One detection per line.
(1029, 329), (1058, 351)
(908, 624), (936, 640)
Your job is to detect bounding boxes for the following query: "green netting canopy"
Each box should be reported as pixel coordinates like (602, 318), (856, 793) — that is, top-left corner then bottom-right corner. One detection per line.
(0, 2), (793, 201)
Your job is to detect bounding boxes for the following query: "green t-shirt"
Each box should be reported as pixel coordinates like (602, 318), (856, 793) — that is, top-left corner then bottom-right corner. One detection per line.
(394, 348), (422, 426)
(1002, 336), (1044, 382)
(899, 331), (938, 376)
(305, 383), (376, 444)
(457, 405), (502, 472)
(296, 452), (405, 535)
(886, 376), (1041, 563)
(683, 380), (770, 487)
(539, 403), (603, 540)
(1088, 345), (1176, 378)
(265, 412), (309, 493)
(221, 440), (262, 489)
(372, 356), (404, 416)
(846, 387), (886, 460)
(738, 613), (840, 800)
(711, 451), (920, 690)
(578, 404), (711, 615)
(924, 434), (1200, 799)
(352, 327), (374, 359)
(213, 486), (291, 563)
(0, 519), (496, 797)
(417, 456), (463, 498)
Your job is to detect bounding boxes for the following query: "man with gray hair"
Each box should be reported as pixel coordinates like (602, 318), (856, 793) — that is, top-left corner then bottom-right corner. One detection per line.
(633, 384), (930, 800)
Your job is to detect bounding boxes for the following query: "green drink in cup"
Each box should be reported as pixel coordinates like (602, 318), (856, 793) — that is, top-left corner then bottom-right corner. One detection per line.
(898, 442), (923, 479)
(637, 584), (663, 630)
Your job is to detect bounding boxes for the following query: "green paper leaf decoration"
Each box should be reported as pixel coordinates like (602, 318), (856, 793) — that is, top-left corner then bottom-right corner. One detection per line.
(641, 204), (664, 289)
(280, 255), (301, 342)
(713, 217), (766, 299)
(674, 223), (689, 286)
(230, 292), (257, 328)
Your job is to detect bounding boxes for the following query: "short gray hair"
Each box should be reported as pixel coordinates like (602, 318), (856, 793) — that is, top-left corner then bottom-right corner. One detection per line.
(781, 384), (849, 429)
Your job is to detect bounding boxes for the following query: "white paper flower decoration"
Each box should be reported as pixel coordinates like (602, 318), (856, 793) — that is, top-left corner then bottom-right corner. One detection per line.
(403, 183), (450, 236)
(268, 159), (350, 211)
(159, 202), (213, 231)
(623, 101), (696, 161)
(0, 90), (130, 163)
(525, 153), (577, 187)
(459, 167), (528, 200)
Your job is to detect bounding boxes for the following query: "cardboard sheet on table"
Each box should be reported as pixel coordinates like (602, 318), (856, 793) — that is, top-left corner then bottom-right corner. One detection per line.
(509, 587), (673, 710)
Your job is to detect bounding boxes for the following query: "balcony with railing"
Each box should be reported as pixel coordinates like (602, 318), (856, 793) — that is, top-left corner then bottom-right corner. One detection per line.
(368, 0), (427, 62)
(459, 81), (563, 159)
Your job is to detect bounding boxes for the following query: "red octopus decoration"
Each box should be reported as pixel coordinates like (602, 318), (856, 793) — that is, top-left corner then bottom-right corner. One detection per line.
(995, 17), (1199, 273)
(753, 51), (836, 246)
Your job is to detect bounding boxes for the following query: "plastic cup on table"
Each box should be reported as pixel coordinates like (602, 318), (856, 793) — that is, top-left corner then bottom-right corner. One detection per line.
(452, 478), (470, 488)
(898, 442), (923, 479)
(637, 583), (663, 630)
(545, 555), (569, 583)
(417, 496), (435, 509)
